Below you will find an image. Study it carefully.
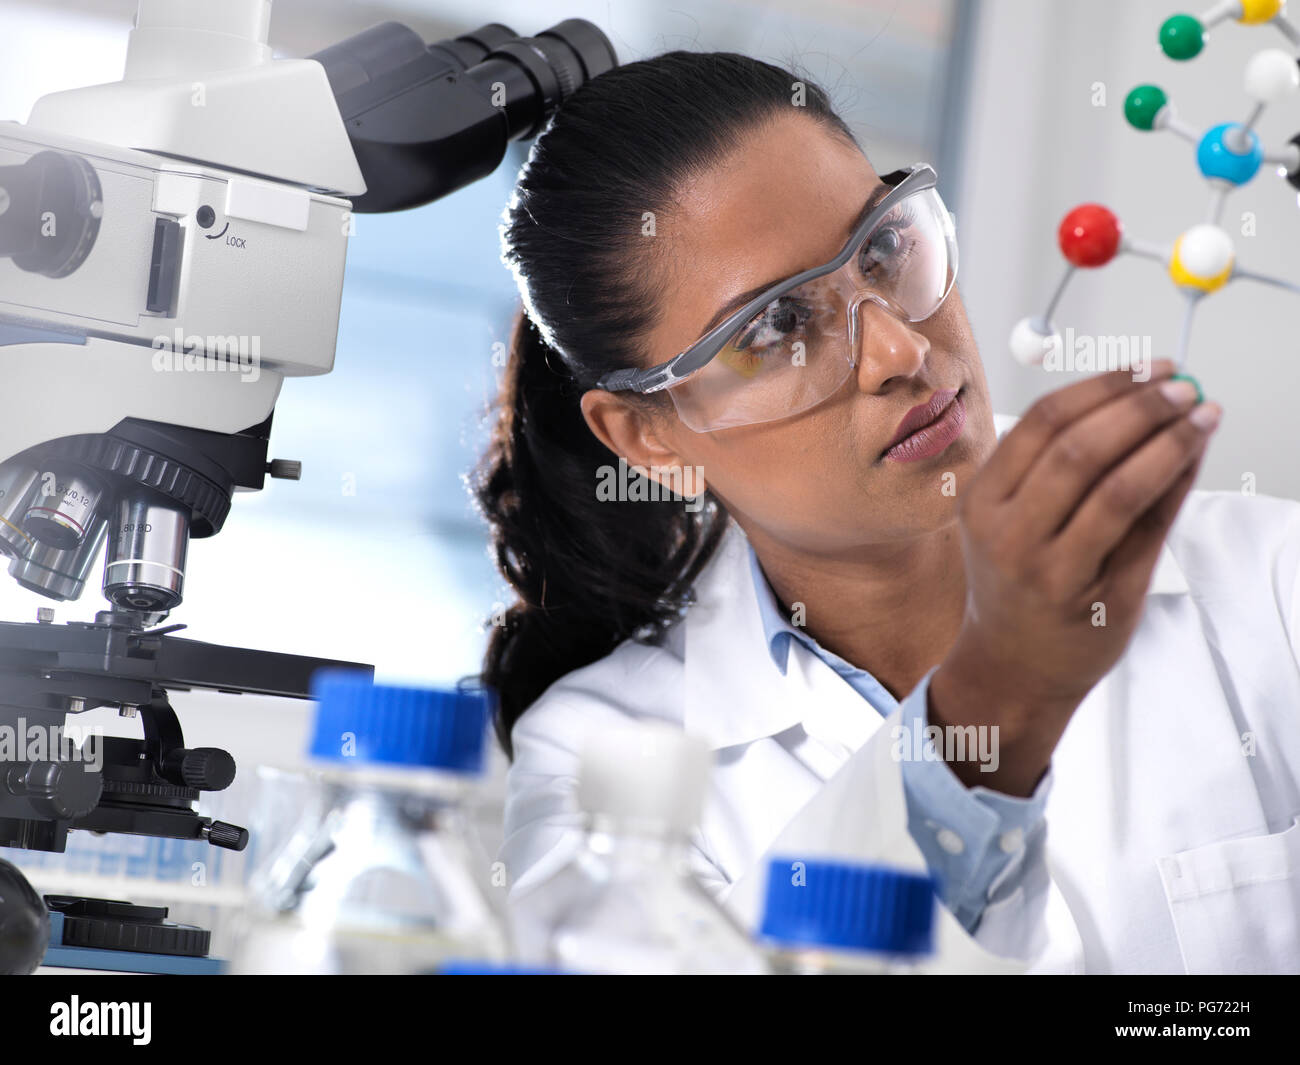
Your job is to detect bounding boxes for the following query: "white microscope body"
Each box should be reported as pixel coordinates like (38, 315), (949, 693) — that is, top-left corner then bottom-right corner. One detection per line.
(0, 0), (360, 612)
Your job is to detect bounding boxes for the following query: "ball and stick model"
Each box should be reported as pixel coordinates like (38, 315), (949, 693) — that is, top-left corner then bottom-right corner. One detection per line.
(1011, 0), (1300, 372)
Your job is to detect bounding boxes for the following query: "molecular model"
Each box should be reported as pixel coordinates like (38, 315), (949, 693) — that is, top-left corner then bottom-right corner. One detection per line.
(1011, 0), (1300, 371)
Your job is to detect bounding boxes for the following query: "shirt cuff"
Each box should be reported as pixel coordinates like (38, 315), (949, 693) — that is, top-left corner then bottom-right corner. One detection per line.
(896, 664), (1053, 933)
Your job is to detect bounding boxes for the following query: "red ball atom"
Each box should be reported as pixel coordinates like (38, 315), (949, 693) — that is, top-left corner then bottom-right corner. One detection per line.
(1057, 204), (1122, 267)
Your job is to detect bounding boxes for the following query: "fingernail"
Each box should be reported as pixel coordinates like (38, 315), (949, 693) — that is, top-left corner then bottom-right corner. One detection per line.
(1189, 402), (1222, 431)
(1159, 379), (1198, 406)
(1170, 372), (1203, 403)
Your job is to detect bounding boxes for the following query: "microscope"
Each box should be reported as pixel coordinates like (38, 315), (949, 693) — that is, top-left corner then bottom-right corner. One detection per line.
(0, 0), (616, 973)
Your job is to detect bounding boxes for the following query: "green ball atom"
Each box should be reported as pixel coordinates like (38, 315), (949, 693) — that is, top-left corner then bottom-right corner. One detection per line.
(1160, 14), (1204, 60)
(1124, 84), (1168, 130)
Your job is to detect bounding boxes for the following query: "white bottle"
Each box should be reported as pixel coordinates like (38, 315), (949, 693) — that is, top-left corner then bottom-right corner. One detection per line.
(758, 856), (936, 973)
(228, 673), (509, 974)
(510, 721), (768, 974)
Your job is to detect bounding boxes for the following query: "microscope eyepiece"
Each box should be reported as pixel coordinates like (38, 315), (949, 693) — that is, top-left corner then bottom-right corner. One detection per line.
(311, 19), (617, 213)
(472, 19), (620, 130)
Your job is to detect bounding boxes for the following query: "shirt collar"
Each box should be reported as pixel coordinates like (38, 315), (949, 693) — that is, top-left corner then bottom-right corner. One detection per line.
(747, 544), (797, 674)
(747, 543), (879, 678)
(746, 543), (907, 725)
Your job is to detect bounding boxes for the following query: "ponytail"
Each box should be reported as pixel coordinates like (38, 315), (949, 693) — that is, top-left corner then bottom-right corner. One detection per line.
(475, 311), (728, 756)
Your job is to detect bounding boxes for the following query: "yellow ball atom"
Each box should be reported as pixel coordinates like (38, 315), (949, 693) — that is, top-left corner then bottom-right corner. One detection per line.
(1168, 225), (1235, 292)
(1238, 0), (1284, 25)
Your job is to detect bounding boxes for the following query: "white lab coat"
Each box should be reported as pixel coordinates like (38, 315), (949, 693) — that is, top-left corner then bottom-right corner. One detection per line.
(500, 415), (1300, 974)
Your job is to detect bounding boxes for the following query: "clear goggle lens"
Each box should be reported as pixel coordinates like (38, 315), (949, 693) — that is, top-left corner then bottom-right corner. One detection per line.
(666, 186), (956, 432)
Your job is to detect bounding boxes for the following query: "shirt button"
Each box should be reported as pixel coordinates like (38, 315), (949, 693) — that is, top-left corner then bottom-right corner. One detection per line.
(935, 827), (965, 855)
(999, 828), (1025, 854)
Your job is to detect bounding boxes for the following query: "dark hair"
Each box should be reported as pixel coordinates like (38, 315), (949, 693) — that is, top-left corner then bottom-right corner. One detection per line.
(473, 50), (859, 756)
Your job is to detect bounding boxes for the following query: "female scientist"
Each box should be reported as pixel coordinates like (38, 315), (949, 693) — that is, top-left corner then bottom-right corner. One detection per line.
(474, 51), (1300, 973)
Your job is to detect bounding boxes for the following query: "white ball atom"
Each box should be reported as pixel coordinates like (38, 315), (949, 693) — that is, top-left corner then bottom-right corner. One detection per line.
(1244, 49), (1300, 103)
(1177, 224), (1234, 279)
(1009, 316), (1062, 367)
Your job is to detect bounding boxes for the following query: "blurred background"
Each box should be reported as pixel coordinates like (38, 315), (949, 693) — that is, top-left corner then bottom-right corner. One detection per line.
(2, 0), (1299, 930)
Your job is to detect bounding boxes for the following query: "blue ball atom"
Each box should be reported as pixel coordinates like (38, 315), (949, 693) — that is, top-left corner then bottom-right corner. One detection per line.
(1197, 122), (1263, 185)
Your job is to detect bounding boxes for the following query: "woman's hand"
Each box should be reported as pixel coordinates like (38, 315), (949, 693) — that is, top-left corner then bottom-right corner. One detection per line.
(928, 359), (1221, 796)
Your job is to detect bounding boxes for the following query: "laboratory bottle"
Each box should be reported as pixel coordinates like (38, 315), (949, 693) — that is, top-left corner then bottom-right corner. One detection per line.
(509, 720), (769, 975)
(228, 672), (508, 974)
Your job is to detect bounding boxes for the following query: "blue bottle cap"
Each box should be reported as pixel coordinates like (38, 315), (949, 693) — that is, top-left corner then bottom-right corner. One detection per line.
(308, 670), (493, 774)
(759, 857), (936, 956)
(437, 960), (569, 975)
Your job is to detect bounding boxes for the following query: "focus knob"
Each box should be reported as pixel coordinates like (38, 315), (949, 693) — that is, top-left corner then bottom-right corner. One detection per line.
(266, 459), (302, 480)
(204, 821), (249, 851)
(161, 747), (235, 791)
(10, 761), (102, 820)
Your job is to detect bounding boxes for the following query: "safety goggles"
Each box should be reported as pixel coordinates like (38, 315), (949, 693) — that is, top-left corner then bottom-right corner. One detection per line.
(596, 163), (957, 432)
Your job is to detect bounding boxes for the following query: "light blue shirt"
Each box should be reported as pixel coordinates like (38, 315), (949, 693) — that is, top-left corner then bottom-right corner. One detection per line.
(746, 544), (1052, 933)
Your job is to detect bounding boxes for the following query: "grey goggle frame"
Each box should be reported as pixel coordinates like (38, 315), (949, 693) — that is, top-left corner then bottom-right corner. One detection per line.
(596, 163), (942, 395)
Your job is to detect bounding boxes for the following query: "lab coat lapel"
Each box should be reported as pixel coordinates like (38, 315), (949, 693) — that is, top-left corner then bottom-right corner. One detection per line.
(682, 521), (888, 765)
(782, 637), (888, 774)
(681, 524), (805, 749)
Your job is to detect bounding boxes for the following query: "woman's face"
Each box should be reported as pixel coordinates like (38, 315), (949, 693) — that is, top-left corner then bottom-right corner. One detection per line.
(588, 112), (999, 556)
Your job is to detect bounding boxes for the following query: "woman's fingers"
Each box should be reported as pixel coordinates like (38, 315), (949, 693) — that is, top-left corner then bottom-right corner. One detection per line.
(1008, 373), (1202, 546)
(974, 359), (1178, 504)
(1100, 425), (1212, 603)
(1049, 403), (1219, 596)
